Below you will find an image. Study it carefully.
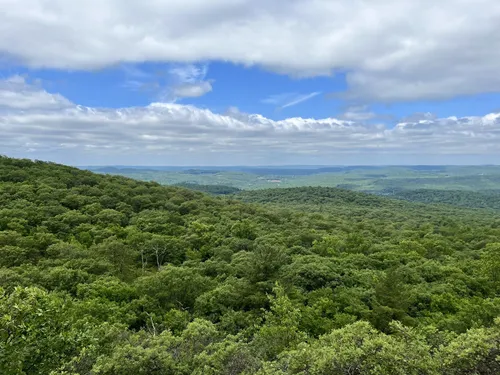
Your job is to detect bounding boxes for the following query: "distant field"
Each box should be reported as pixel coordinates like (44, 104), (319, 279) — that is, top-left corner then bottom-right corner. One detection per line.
(83, 165), (500, 211)
(85, 165), (500, 192)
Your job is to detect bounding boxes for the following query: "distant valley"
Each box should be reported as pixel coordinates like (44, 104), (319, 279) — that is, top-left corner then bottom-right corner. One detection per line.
(85, 165), (500, 211)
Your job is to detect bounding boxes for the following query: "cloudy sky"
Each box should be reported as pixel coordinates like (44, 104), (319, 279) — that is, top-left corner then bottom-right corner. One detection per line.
(1, 0), (500, 165)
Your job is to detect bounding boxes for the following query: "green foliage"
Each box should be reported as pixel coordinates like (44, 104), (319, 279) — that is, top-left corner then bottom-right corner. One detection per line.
(254, 284), (307, 360)
(88, 164), (500, 199)
(174, 182), (242, 195)
(138, 266), (214, 311)
(371, 267), (413, 331)
(482, 243), (500, 287)
(0, 286), (125, 375)
(387, 188), (500, 211)
(0, 156), (499, 374)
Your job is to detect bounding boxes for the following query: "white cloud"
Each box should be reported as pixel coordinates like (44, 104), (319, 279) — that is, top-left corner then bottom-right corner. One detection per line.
(342, 106), (376, 121)
(121, 63), (213, 100)
(282, 92), (322, 109)
(0, 75), (72, 110)
(263, 92), (322, 109)
(167, 64), (213, 99)
(1, 0), (500, 101)
(169, 64), (208, 84)
(262, 93), (295, 106)
(171, 81), (213, 98)
(1, 77), (500, 165)
(121, 64), (152, 80)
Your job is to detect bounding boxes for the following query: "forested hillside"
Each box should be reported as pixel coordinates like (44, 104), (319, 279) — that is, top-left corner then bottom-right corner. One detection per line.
(87, 164), (500, 193)
(1, 157), (499, 374)
(236, 186), (500, 221)
(381, 188), (500, 211)
(174, 182), (241, 195)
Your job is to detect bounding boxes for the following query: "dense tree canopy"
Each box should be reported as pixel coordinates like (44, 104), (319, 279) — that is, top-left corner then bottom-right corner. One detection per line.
(174, 182), (241, 195)
(377, 188), (500, 211)
(0, 156), (499, 374)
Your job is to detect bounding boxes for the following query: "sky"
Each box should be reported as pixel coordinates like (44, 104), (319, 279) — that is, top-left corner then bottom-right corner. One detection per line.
(1, 0), (500, 166)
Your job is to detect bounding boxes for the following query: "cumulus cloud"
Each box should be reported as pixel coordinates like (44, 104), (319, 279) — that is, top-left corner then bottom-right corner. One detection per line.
(1, 77), (500, 165)
(1, 0), (500, 101)
(0, 75), (72, 110)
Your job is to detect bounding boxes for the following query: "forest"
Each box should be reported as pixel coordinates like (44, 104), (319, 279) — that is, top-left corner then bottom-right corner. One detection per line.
(0, 156), (499, 374)
(381, 188), (500, 211)
(174, 183), (242, 195)
(86, 164), (500, 194)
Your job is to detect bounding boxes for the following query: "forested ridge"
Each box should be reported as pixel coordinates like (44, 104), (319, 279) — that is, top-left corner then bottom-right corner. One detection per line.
(0, 156), (499, 374)
(379, 188), (500, 211)
(236, 186), (500, 220)
(174, 182), (241, 195)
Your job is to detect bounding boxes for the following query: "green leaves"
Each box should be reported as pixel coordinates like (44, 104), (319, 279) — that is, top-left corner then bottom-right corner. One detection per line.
(254, 284), (307, 360)
(1, 157), (500, 374)
(482, 243), (500, 290)
(0, 287), (121, 375)
(138, 266), (214, 311)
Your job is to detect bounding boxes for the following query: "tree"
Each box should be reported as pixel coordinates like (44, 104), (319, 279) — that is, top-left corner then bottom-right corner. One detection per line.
(144, 235), (186, 270)
(91, 331), (182, 375)
(371, 267), (412, 332)
(482, 243), (500, 291)
(138, 266), (214, 311)
(95, 238), (137, 280)
(254, 283), (306, 360)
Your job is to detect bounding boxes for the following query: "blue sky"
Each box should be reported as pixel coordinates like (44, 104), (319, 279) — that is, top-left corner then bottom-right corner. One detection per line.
(4, 63), (346, 118)
(1, 0), (500, 165)
(6, 62), (500, 122)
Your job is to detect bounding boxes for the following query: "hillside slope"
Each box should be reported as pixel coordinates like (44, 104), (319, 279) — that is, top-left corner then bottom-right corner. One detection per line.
(236, 186), (500, 223)
(0, 157), (499, 374)
(381, 188), (500, 211)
